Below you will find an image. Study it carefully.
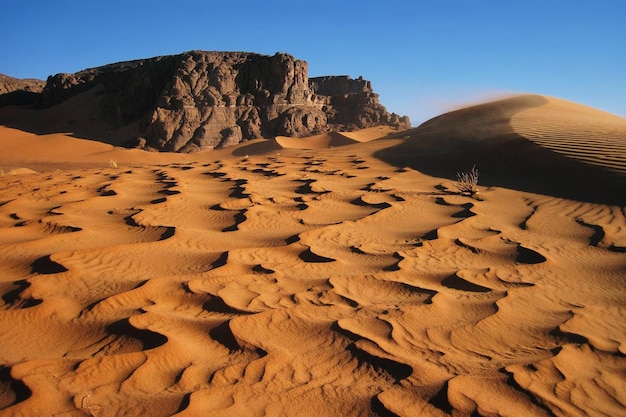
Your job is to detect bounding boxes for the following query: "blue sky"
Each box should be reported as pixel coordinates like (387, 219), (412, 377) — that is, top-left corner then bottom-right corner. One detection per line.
(1, 0), (624, 124)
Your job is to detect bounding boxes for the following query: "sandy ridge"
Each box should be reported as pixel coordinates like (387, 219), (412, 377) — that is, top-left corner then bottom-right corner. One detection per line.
(511, 96), (626, 175)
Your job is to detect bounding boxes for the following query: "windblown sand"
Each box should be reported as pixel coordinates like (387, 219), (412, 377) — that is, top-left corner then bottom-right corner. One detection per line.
(0, 95), (625, 417)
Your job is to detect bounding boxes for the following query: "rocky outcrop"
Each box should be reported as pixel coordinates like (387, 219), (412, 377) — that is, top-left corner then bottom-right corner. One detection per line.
(309, 76), (410, 131)
(40, 55), (181, 126)
(33, 51), (410, 152)
(0, 74), (45, 106)
(143, 51), (314, 152)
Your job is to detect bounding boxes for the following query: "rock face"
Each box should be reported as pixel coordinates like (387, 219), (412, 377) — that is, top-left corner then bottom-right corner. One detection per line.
(143, 51), (313, 152)
(310, 76), (410, 131)
(35, 51), (410, 152)
(0, 74), (45, 106)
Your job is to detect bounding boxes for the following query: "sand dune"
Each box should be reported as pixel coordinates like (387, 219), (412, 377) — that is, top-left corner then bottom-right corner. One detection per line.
(275, 127), (395, 150)
(0, 126), (200, 172)
(0, 95), (625, 417)
(0, 85), (142, 148)
(376, 94), (626, 205)
(511, 96), (626, 175)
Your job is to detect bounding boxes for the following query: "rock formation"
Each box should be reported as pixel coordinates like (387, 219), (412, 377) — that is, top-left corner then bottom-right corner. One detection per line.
(310, 75), (409, 131)
(0, 74), (45, 106)
(11, 51), (411, 152)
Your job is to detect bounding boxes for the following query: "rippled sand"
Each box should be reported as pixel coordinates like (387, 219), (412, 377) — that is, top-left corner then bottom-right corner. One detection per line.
(0, 96), (624, 417)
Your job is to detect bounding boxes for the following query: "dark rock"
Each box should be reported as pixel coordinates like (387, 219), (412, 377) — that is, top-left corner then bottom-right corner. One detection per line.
(26, 51), (411, 152)
(39, 55), (181, 125)
(275, 107), (327, 137)
(0, 74), (45, 106)
(309, 75), (411, 131)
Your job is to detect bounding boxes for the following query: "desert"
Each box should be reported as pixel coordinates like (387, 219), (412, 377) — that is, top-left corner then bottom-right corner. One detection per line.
(0, 55), (625, 416)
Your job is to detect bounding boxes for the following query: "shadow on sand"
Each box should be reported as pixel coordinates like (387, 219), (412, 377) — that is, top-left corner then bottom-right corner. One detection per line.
(375, 95), (626, 205)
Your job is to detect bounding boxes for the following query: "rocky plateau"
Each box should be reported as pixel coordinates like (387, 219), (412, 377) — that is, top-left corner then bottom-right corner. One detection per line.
(0, 51), (410, 152)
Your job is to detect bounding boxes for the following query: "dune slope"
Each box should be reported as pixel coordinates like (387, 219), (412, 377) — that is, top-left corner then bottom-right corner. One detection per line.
(376, 94), (626, 205)
(0, 95), (625, 417)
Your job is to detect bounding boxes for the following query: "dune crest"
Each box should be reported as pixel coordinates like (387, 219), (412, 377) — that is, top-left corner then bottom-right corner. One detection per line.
(511, 96), (626, 175)
(376, 94), (626, 204)
(275, 127), (395, 150)
(0, 95), (625, 416)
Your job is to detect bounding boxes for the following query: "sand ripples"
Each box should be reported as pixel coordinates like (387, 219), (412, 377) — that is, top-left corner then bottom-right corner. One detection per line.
(0, 148), (625, 416)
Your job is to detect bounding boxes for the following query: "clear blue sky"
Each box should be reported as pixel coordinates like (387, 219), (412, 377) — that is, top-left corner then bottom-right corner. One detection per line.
(1, 0), (624, 124)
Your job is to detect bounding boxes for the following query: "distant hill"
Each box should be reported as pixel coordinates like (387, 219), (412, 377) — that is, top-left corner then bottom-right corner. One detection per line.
(0, 51), (410, 152)
(0, 74), (45, 106)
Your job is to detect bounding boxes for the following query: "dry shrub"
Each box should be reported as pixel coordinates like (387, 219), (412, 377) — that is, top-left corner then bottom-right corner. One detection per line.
(456, 165), (479, 195)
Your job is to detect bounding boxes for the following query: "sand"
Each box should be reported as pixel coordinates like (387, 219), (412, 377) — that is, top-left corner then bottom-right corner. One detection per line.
(0, 95), (624, 417)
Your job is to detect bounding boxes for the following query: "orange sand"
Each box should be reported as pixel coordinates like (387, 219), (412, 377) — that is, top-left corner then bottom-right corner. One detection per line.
(0, 95), (624, 417)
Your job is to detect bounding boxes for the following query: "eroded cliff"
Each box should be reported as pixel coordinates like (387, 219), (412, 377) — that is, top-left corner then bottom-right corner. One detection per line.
(15, 51), (411, 151)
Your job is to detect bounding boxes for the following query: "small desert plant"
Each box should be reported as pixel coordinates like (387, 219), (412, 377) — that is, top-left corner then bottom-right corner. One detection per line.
(456, 165), (479, 195)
